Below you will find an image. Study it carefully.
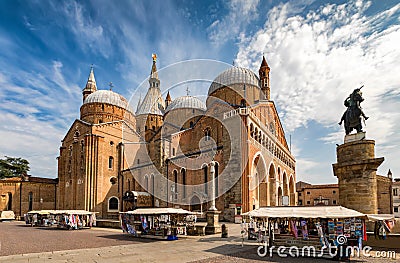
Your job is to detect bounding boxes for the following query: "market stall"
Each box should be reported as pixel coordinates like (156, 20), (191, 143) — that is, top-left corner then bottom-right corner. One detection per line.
(49, 210), (97, 230)
(367, 214), (396, 240)
(242, 206), (367, 259)
(25, 210), (56, 226)
(120, 208), (195, 240)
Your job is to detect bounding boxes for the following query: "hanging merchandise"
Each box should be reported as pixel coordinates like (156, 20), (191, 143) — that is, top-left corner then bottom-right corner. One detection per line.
(300, 220), (308, 240)
(290, 220), (298, 238)
(344, 218), (351, 237)
(336, 220), (344, 236)
(354, 218), (363, 238)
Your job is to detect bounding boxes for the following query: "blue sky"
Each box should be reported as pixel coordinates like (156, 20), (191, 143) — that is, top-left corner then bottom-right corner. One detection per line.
(0, 0), (399, 183)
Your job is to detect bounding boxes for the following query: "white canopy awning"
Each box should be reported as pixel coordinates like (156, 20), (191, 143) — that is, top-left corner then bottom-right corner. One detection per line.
(121, 208), (195, 215)
(242, 206), (366, 219)
(49, 210), (96, 215)
(367, 214), (395, 221)
(27, 210), (56, 215)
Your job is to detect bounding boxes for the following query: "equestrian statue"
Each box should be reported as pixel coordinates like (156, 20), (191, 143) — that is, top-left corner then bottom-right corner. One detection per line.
(338, 85), (369, 135)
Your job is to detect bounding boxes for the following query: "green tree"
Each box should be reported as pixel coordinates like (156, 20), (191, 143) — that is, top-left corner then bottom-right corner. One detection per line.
(0, 156), (30, 179)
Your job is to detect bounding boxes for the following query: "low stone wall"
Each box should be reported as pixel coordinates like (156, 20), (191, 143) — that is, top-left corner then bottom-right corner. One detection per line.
(96, 219), (121, 229)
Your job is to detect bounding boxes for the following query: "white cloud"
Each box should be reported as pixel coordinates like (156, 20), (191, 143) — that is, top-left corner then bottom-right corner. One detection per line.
(207, 0), (260, 46)
(236, 0), (400, 180)
(61, 1), (112, 58)
(0, 62), (81, 178)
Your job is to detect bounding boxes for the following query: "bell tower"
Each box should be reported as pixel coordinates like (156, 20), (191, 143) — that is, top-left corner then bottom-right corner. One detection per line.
(259, 56), (270, 100)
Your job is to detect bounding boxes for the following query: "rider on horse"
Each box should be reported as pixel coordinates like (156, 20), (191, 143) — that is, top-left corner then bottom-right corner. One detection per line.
(338, 86), (369, 134)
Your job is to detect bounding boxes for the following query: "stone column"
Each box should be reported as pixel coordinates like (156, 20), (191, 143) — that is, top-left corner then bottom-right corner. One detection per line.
(205, 161), (221, 234)
(209, 161), (217, 211)
(332, 132), (384, 214)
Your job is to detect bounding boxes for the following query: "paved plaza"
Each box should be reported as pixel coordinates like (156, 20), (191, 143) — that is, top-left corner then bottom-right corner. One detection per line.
(0, 221), (398, 262)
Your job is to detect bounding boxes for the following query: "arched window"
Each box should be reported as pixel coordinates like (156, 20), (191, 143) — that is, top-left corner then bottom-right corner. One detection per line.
(108, 156), (114, 169)
(173, 170), (178, 200)
(181, 168), (186, 198)
(204, 128), (211, 141)
(145, 175), (149, 191)
(108, 197), (119, 211)
(28, 192), (33, 211)
(203, 165), (208, 195)
(215, 163), (219, 196)
(190, 121), (194, 128)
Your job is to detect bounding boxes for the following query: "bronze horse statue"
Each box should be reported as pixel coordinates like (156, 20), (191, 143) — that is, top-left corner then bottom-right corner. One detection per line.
(338, 86), (368, 135)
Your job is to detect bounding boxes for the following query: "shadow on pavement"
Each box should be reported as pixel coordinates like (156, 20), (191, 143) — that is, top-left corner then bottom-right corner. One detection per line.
(96, 234), (161, 243)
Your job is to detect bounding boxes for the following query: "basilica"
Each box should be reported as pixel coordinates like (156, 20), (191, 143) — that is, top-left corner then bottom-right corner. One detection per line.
(57, 55), (296, 221)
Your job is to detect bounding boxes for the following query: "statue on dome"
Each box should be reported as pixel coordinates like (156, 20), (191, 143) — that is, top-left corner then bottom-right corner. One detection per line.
(338, 85), (369, 135)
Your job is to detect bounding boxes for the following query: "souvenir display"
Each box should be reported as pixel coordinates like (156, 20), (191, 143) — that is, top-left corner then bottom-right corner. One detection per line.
(120, 208), (194, 240)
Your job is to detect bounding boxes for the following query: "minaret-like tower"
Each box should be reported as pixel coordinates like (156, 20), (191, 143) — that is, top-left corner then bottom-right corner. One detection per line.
(259, 56), (270, 100)
(82, 66), (97, 103)
(135, 54), (165, 139)
(149, 53), (160, 88)
(165, 91), (172, 108)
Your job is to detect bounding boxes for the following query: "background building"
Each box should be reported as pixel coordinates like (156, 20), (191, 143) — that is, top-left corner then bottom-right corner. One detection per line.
(393, 177), (400, 217)
(296, 181), (338, 206)
(0, 175), (57, 219)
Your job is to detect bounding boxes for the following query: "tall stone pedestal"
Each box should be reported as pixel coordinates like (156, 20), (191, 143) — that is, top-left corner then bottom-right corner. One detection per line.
(332, 132), (384, 214)
(205, 210), (221, 235)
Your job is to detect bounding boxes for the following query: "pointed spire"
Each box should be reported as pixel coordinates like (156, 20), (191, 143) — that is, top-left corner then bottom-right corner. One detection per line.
(259, 55), (271, 100)
(165, 91), (172, 108)
(261, 55), (269, 68)
(82, 65), (97, 103)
